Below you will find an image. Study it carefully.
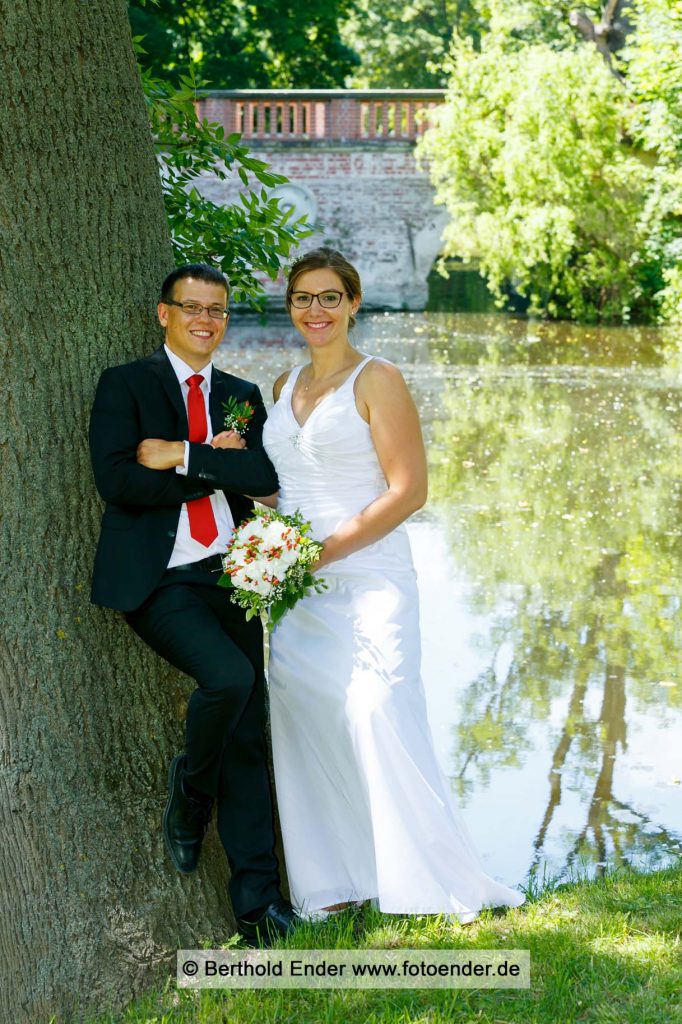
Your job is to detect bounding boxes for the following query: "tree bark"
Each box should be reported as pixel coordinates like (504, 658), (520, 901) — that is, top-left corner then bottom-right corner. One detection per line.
(0, 3), (235, 1020)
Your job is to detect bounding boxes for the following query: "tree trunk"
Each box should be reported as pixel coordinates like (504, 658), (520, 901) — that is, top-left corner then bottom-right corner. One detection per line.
(0, 3), (235, 1020)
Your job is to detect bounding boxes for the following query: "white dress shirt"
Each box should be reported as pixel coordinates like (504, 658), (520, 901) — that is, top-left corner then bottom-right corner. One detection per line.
(164, 344), (235, 568)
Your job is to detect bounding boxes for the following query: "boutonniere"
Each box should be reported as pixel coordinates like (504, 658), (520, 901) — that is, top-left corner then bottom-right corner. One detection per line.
(223, 396), (255, 435)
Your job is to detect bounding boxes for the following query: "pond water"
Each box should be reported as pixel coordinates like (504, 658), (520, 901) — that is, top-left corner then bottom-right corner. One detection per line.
(215, 311), (682, 891)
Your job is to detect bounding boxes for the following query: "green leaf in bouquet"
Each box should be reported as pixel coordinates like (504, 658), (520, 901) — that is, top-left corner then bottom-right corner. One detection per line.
(268, 600), (289, 631)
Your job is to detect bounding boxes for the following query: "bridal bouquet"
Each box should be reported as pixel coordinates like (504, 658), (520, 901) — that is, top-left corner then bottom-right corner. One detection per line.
(218, 509), (326, 630)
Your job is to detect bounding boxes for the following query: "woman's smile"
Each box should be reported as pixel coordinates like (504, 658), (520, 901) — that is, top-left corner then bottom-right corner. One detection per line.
(304, 320), (333, 330)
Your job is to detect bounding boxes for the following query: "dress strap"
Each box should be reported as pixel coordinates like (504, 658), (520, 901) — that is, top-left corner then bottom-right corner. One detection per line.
(346, 354), (374, 389)
(280, 364), (305, 398)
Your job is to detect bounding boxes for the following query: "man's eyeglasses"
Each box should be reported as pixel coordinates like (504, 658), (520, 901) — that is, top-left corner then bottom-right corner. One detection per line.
(166, 299), (229, 320)
(289, 290), (347, 309)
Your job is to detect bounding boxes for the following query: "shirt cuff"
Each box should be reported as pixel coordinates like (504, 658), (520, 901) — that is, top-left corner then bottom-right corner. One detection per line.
(175, 441), (190, 476)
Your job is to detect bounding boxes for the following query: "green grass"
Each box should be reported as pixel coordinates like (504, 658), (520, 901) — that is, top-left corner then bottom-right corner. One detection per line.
(87, 865), (681, 1024)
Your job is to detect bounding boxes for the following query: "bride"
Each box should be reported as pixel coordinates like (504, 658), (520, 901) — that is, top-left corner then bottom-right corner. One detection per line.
(218, 248), (524, 920)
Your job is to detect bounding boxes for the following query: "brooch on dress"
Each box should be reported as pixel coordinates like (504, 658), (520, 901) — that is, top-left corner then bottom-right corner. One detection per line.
(289, 432), (303, 449)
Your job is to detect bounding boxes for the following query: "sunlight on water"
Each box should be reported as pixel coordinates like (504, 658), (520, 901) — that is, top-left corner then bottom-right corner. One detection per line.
(217, 311), (682, 887)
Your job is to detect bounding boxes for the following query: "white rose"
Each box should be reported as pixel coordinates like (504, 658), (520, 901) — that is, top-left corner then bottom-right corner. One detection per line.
(232, 522), (253, 544)
(265, 553), (296, 580)
(262, 560), (285, 582)
(261, 527), (299, 565)
(247, 574), (273, 597)
(230, 566), (251, 588)
(231, 559), (273, 595)
(276, 545), (299, 569)
(227, 547), (250, 570)
(233, 520), (265, 547)
(258, 521), (288, 547)
(249, 556), (271, 577)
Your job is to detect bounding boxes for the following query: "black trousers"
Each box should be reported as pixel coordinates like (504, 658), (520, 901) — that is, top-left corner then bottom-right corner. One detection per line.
(126, 570), (281, 917)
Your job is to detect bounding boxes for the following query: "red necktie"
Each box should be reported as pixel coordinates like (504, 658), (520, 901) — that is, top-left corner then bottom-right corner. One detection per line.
(185, 374), (218, 547)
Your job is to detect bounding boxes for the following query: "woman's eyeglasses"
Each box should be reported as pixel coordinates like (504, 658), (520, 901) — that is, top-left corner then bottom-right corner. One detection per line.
(289, 290), (347, 309)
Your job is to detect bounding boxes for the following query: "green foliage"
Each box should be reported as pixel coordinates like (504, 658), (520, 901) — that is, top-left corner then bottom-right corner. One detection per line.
(418, 1), (682, 325)
(341, 0), (486, 88)
(620, 0), (682, 322)
(130, 0), (359, 87)
(482, 0), (589, 47)
(621, 0), (682, 160)
(141, 63), (310, 306)
(419, 37), (662, 322)
(342, 0), (602, 89)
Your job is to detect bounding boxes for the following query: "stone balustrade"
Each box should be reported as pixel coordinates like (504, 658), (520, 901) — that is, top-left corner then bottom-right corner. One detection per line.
(197, 89), (446, 144)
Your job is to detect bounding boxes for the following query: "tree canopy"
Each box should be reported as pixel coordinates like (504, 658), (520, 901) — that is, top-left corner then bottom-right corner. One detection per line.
(132, 0), (682, 324)
(340, 1), (607, 88)
(130, 0), (359, 87)
(620, 0), (682, 323)
(418, 0), (682, 323)
(341, 0), (485, 88)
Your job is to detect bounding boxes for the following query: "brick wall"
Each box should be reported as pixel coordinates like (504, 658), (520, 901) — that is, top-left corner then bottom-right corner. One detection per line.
(195, 91), (449, 309)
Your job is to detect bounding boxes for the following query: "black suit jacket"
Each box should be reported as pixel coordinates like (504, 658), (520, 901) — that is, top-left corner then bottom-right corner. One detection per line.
(89, 346), (278, 612)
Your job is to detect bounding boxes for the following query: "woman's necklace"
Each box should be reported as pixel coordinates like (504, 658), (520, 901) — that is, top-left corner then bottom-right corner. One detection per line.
(301, 356), (360, 392)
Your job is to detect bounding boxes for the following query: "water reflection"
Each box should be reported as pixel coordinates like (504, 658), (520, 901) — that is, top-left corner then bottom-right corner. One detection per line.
(428, 328), (682, 879)
(217, 311), (682, 885)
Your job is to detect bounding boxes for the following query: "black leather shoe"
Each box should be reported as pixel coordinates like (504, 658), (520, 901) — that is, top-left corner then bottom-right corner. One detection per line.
(237, 899), (300, 946)
(162, 754), (212, 874)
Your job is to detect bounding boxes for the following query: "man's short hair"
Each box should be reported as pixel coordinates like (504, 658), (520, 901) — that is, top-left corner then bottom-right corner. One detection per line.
(161, 263), (230, 303)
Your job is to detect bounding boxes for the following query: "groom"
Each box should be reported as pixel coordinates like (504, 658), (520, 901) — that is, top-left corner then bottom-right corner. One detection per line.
(89, 262), (296, 944)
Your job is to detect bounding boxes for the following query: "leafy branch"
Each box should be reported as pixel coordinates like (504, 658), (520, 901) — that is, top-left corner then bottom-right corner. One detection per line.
(137, 54), (311, 307)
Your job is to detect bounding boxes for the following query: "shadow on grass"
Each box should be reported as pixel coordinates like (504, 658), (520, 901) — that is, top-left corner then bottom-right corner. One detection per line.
(83, 864), (681, 1024)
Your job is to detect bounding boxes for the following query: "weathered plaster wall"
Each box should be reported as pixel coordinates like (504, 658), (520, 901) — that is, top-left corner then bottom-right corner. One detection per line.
(197, 142), (448, 309)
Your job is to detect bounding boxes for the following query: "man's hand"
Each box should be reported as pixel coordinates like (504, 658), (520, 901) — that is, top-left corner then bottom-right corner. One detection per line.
(136, 439), (186, 470)
(211, 430), (246, 450)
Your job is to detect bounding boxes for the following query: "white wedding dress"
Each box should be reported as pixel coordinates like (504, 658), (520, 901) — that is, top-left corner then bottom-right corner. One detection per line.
(262, 355), (524, 918)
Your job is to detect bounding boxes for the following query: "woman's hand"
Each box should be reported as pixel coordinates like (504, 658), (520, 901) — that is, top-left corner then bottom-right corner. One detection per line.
(211, 430), (246, 450)
(309, 542), (328, 574)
